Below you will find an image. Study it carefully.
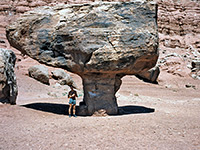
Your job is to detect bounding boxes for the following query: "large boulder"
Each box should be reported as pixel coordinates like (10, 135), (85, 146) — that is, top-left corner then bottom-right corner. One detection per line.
(28, 65), (50, 85)
(6, 1), (159, 115)
(0, 48), (18, 104)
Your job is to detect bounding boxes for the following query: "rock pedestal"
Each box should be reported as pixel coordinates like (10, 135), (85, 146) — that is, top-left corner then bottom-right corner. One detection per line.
(6, 1), (159, 115)
(78, 73), (122, 115)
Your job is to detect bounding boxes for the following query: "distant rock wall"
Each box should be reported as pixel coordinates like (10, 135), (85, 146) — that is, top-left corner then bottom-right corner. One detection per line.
(157, 0), (200, 79)
(158, 0), (200, 49)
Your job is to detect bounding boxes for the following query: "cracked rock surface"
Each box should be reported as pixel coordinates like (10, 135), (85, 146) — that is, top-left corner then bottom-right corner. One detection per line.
(0, 48), (18, 104)
(6, 1), (159, 115)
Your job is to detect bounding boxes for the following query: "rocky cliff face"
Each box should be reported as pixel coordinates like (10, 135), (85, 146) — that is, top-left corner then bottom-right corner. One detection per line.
(158, 0), (200, 49)
(157, 0), (200, 79)
(6, 1), (158, 115)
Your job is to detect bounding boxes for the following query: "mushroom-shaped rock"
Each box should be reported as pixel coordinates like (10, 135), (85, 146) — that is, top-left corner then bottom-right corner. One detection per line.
(6, 1), (159, 115)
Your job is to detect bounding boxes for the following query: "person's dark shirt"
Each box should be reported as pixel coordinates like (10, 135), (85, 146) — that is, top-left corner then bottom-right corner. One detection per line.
(68, 90), (77, 100)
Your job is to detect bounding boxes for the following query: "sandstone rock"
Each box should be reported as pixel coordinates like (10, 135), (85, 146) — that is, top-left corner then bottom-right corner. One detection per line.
(15, 6), (30, 13)
(7, 1), (159, 115)
(158, 0), (200, 49)
(190, 60), (200, 80)
(136, 66), (160, 83)
(192, 60), (200, 71)
(28, 65), (50, 85)
(0, 48), (18, 104)
(92, 109), (108, 117)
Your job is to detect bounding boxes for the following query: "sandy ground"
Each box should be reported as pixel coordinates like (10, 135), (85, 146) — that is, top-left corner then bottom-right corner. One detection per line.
(0, 56), (200, 150)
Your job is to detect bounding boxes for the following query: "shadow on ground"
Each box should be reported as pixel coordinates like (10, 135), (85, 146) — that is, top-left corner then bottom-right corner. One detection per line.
(22, 103), (155, 116)
(118, 105), (155, 115)
(22, 103), (69, 115)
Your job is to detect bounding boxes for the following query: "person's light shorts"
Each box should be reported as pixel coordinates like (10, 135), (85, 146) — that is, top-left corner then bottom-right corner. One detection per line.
(69, 98), (76, 105)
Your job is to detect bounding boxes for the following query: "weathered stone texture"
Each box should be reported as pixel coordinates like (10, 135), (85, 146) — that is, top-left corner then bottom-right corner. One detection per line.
(158, 0), (200, 49)
(28, 65), (50, 85)
(51, 69), (76, 87)
(0, 48), (18, 104)
(6, 1), (158, 115)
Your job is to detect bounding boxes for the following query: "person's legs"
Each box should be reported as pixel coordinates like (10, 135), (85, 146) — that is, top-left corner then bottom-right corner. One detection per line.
(69, 104), (72, 117)
(73, 104), (76, 117)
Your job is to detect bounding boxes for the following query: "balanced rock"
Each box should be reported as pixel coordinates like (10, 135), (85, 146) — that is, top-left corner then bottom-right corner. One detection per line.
(0, 48), (18, 104)
(7, 1), (159, 115)
(28, 65), (50, 85)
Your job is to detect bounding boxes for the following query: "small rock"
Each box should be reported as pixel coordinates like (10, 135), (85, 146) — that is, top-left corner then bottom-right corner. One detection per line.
(192, 60), (200, 70)
(187, 64), (192, 69)
(165, 84), (172, 88)
(185, 84), (196, 89)
(92, 109), (108, 117)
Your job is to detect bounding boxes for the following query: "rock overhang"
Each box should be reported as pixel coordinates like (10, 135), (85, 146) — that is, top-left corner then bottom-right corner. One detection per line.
(6, 0), (158, 76)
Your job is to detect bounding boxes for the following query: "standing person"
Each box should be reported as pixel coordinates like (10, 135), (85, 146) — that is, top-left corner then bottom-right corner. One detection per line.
(68, 85), (78, 117)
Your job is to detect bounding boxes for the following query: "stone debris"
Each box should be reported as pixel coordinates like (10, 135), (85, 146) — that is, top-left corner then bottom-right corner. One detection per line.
(185, 84), (196, 90)
(92, 109), (108, 117)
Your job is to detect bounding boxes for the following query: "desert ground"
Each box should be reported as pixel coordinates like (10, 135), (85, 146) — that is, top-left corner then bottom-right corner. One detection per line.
(0, 52), (200, 150)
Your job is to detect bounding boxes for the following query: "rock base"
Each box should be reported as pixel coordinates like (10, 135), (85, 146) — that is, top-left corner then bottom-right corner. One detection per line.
(77, 73), (123, 116)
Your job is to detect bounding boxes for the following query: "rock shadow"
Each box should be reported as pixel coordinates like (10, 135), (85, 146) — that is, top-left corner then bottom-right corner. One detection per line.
(117, 105), (155, 115)
(22, 103), (70, 115)
(22, 103), (155, 116)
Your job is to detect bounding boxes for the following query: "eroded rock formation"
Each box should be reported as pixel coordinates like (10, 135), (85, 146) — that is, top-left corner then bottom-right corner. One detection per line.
(0, 48), (18, 104)
(6, 1), (159, 115)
